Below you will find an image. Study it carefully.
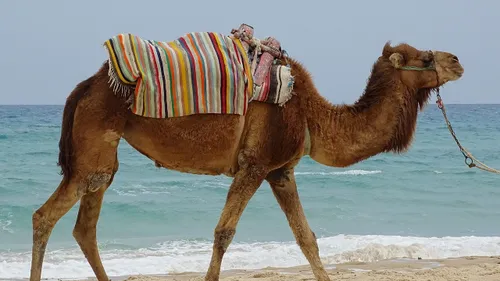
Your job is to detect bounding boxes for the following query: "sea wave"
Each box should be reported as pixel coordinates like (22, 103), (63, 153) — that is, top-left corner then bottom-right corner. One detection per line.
(2, 234), (500, 279)
(295, 170), (382, 176)
(0, 219), (13, 234)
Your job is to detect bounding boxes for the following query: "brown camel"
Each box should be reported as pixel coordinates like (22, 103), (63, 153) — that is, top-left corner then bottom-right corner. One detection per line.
(29, 41), (463, 281)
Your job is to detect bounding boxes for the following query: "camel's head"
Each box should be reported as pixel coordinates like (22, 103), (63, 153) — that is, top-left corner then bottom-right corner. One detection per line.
(382, 42), (464, 89)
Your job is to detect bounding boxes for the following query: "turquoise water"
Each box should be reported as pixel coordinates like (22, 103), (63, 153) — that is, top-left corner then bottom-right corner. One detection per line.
(1, 104), (500, 279)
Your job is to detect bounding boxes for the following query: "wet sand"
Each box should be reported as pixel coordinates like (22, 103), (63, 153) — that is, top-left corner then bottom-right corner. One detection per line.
(69, 255), (500, 281)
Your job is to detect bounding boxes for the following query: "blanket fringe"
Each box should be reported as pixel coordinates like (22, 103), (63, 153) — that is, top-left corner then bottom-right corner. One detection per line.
(105, 57), (133, 106)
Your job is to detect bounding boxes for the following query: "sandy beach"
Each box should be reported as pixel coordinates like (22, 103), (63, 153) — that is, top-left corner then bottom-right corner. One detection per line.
(67, 256), (500, 281)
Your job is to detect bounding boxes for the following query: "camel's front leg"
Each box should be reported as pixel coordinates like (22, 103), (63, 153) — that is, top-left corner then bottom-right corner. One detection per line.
(205, 165), (267, 281)
(266, 168), (331, 281)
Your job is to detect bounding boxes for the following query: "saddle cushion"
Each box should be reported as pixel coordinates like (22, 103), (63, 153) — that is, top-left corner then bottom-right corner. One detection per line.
(252, 64), (294, 106)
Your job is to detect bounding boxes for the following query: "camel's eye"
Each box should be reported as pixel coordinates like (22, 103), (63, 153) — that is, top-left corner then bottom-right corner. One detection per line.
(452, 56), (459, 63)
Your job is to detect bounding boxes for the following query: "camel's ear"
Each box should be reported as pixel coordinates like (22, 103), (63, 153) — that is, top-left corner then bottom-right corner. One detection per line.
(382, 41), (393, 57)
(389, 53), (404, 68)
(421, 50), (434, 63)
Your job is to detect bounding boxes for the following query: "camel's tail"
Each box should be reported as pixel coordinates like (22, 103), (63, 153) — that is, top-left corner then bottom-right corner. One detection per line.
(57, 75), (95, 179)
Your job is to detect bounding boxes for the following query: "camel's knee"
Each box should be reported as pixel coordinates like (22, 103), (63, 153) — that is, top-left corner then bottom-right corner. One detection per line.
(32, 210), (45, 231)
(72, 224), (95, 243)
(72, 210), (99, 242)
(32, 209), (54, 241)
(214, 228), (236, 252)
(72, 215), (95, 241)
(72, 226), (84, 242)
(84, 172), (113, 193)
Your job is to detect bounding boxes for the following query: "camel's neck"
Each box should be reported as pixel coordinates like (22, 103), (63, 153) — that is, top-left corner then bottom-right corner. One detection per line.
(303, 84), (417, 168)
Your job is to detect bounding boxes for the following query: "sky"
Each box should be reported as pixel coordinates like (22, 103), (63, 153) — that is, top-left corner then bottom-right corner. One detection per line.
(0, 0), (498, 105)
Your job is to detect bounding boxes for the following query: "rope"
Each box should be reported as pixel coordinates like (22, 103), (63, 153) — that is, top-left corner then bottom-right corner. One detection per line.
(230, 28), (283, 58)
(436, 90), (500, 174)
(399, 65), (436, 71)
(392, 57), (498, 173)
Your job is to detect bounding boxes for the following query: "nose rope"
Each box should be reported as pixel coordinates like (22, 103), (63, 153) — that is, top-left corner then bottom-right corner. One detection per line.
(435, 87), (500, 174)
(403, 62), (500, 174)
(395, 58), (497, 173)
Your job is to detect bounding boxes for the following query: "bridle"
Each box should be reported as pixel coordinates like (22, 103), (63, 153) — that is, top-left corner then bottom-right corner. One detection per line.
(394, 52), (440, 90)
(395, 50), (437, 71)
(396, 54), (500, 173)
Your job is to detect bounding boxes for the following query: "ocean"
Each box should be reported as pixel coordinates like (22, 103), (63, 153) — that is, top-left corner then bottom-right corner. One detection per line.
(0, 104), (499, 280)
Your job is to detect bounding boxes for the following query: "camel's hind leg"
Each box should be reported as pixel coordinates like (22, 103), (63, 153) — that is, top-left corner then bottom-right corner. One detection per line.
(31, 161), (120, 281)
(30, 178), (83, 281)
(73, 166), (116, 281)
(266, 167), (331, 281)
(30, 74), (126, 281)
(31, 156), (120, 281)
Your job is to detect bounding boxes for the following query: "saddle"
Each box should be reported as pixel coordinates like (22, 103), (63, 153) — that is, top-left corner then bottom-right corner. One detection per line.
(230, 24), (290, 103)
(103, 23), (294, 119)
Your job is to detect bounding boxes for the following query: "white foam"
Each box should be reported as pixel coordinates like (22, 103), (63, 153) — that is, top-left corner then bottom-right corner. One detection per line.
(0, 212), (13, 234)
(2, 234), (500, 280)
(114, 184), (173, 196)
(0, 219), (13, 234)
(295, 170), (382, 176)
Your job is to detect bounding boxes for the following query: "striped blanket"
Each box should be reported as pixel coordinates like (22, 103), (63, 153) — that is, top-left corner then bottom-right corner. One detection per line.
(103, 32), (294, 118)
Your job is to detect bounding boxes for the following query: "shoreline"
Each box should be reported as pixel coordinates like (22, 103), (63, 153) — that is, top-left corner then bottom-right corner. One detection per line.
(4, 234), (500, 280)
(19, 255), (500, 281)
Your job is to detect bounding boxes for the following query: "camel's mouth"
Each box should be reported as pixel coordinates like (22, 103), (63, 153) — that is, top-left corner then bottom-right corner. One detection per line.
(448, 66), (464, 82)
(432, 51), (464, 83)
(449, 63), (464, 79)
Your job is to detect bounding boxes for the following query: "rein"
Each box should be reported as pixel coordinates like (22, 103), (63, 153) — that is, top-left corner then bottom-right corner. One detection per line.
(398, 61), (500, 174)
(435, 91), (500, 174)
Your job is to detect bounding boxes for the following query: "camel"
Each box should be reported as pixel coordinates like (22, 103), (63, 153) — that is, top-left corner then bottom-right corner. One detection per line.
(29, 40), (464, 281)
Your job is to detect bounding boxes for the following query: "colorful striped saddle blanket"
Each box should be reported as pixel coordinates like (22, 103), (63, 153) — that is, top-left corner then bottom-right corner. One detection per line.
(104, 32), (294, 118)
